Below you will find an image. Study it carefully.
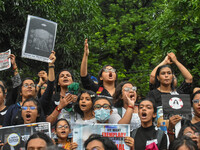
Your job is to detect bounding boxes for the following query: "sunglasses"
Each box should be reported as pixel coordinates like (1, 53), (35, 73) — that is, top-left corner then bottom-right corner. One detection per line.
(94, 104), (111, 110)
(21, 106), (37, 110)
(57, 124), (69, 129)
(124, 86), (137, 92)
(103, 68), (116, 73)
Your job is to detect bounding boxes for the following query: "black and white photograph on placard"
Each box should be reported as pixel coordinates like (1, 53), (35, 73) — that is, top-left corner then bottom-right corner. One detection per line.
(21, 15), (57, 63)
(161, 94), (192, 120)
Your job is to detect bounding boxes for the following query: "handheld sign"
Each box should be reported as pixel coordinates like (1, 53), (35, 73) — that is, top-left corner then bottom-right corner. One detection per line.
(73, 124), (130, 150)
(0, 50), (11, 71)
(22, 15), (57, 63)
(161, 94), (192, 120)
(0, 122), (51, 150)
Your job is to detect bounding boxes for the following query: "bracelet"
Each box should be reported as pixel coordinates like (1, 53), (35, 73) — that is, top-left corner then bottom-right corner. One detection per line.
(128, 105), (134, 110)
(48, 65), (55, 68)
(37, 84), (41, 88)
(13, 66), (18, 70)
(55, 106), (62, 113)
(167, 129), (175, 135)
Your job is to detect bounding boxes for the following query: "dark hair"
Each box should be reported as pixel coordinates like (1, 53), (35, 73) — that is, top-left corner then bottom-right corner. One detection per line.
(22, 97), (45, 122)
(54, 118), (71, 131)
(97, 65), (117, 87)
(25, 132), (54, 150)
(74, 90), (97, 117)
(93, 96), (113, 108)
(169, 135), (198, 150)
(178, 121), (200, 138)
(17, 77), (36, 102)
(0, 84), (6, 96)
(84, 134), (118, 150)
(55, 69), (74, 93)
(154, 65), (175, 90)
(139, 99), (157, 113)
(113, 81), (133, 107)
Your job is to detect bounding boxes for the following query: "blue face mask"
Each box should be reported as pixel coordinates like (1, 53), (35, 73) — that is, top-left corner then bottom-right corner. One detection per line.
(94, 108), (111, 123)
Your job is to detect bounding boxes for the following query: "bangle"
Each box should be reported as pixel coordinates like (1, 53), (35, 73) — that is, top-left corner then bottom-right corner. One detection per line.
(13, 66), (18, 70)
(128, 105), (134, 110)
(55, 106), (62, 113)
(37, 84), (41, 88)
(167, 129), (175, 135)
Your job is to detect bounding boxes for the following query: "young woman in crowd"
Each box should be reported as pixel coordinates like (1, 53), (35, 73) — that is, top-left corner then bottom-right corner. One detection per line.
(80, 39), (117, 98)
(3, 51), (56, 126)
(21, 98), (45, 124)
(74, 90), (97, 124)
(131, 99), (167, 150)
(54, 118), (78, 150)
(46, 68), (79, 125)
(93, 96), (134, 124)
(0, 85), (7, 127)
(84, 134), (118, 150)
(26, 132), (54, 150)
(113, 81), (141, 131)
(149, 52), (193, 93)
(169, 136), (198, 150)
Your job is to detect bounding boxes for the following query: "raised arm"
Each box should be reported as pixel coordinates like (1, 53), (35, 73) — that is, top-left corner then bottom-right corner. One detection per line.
(118, 93), (135, 124)
(36, 70), (48, 93)
(150, 55), (172, 84)
(168, 52), (193, 83)
(80, 39), (89, 77)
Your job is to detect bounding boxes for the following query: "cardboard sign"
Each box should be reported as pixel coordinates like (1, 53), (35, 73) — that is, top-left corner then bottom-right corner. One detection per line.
(161, 94), (192, 119)
(22, 15), (57, 63)
(73, 124), (130, 150)
(0, 50), (11, 71)
(0, 122), (51, 150)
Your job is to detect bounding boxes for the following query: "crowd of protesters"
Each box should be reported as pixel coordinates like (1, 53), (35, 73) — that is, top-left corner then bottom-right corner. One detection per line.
(0, 39), (199, 150)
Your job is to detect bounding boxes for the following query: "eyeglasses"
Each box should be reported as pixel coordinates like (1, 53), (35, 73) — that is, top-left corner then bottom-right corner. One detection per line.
(41, 86), (47, 90)
(21, 106), (37, 110)
(124, 87), (137, 92)
(93, 104), (111, 110)
(103, 68), (116, 73)
(184, 132), (199, 137)
(192, 99), (200, 104)
(23, 84), (35, 88)
(57, 125), (69, 129)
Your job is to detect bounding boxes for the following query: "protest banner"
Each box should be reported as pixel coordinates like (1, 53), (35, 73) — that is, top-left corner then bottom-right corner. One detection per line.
(0, 50), (11, 71)
(0, 122), (51, 150)
(73, 124), (130, 150)
(21, 15), (57, 63)
(161, 94), (192, 120)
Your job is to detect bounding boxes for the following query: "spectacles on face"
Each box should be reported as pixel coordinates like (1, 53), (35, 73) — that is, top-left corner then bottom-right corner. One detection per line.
(184, 132), (199, 137)
(41, 86), (47, 90)
(123, 86), (137, 92)
(57, 124), (69, 129)
(192, 99), (200, 104)
(21, 106), (37, 110)
(103, 68), (116, 73)
(93, 104), (111, 110)
(23, 83), (35, 88)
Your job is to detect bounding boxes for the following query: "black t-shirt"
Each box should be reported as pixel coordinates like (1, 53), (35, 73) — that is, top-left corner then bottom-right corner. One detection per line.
(0, 106), (8, 126)
(81, 74), (112, 97)
(134, 125), (167, 150)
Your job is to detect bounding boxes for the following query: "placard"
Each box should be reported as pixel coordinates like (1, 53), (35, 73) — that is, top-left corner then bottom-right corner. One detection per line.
(21, 15), (57, 63)
(73, 124), (130, 150)
(0, 50), (11, 71)
(0, 122), (51, 150)
(161, 94), (192, 119)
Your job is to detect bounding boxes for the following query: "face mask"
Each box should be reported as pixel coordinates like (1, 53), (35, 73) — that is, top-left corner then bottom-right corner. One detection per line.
(94, 108), (111, 123)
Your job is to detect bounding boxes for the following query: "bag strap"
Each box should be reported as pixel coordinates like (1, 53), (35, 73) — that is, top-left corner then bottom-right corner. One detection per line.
(156, 129), (164, 148)
(96, 87), (104, 95)
(130, 128), (138, 139)
(117, 107), (122, 117)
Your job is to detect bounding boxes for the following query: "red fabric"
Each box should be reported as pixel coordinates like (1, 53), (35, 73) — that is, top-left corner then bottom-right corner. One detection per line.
(145, 142), (159, 150)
